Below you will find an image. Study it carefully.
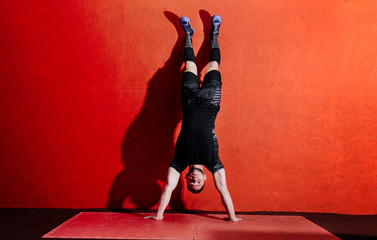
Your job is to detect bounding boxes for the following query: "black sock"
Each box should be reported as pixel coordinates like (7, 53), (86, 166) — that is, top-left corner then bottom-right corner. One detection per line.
(185, 34), (192, 48)
(184, 34), (195, 62)
(209, 35), (220, 64)
(212, 34), (219, 49)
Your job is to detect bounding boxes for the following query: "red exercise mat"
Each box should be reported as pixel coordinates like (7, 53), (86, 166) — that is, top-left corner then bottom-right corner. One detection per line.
(43, 212), (340, 239)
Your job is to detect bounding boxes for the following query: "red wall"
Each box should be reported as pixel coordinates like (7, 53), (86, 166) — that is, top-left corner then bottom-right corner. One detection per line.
(1, 0), (377, 214)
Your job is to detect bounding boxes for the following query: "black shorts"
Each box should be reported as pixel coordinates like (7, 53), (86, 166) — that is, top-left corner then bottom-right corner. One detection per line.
(181, 70), (222, 108)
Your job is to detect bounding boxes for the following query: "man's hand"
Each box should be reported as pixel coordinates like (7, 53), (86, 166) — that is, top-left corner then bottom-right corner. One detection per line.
(223, 216), (242, 222)
(144, 215), (163, 220)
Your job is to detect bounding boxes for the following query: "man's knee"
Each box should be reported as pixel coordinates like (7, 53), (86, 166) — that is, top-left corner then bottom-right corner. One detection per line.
(185, 61), (197, 75)
(206, 61), (219, 73)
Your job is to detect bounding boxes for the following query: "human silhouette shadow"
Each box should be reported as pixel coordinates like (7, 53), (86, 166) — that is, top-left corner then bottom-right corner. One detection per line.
(107, 10), (213, 211)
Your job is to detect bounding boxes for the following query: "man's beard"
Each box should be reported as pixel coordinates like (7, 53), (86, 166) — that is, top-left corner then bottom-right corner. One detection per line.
(188, 166), (204, 175)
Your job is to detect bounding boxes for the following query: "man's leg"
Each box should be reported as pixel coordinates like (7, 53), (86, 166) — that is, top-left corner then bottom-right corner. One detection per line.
(206, 15), (221, 74)
(180, 17), (199, 106)
(180, 17), (198, 75)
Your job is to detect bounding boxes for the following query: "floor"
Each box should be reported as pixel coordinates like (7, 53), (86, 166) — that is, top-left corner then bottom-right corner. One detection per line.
(0, 208), (377, 240)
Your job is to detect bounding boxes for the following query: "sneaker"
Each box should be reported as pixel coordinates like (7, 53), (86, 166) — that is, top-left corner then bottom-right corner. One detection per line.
(210, 15), (221, 36)
(180, 16), (194, 35)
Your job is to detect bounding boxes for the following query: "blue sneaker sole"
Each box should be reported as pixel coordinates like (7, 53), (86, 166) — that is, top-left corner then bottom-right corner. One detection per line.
(211, 15), (221, 35)
(180, 16), (195, 35)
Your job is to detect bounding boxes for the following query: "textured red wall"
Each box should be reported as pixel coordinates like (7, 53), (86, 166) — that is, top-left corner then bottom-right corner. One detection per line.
(1, 0), (377, 214)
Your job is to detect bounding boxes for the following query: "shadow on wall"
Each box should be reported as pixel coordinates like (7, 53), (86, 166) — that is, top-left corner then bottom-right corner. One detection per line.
(107, 10), (214, 210)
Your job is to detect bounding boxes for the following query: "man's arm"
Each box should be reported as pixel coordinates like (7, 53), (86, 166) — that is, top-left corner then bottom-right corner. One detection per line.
(145, 167), (180, 220)
(213, 168), (241, 222)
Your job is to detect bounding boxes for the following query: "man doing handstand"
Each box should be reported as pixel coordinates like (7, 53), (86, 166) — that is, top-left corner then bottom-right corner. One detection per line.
(146, 15), (241, 222)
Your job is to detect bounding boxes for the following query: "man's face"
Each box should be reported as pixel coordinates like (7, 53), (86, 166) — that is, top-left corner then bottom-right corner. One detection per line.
(186, 167), (206, 191)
